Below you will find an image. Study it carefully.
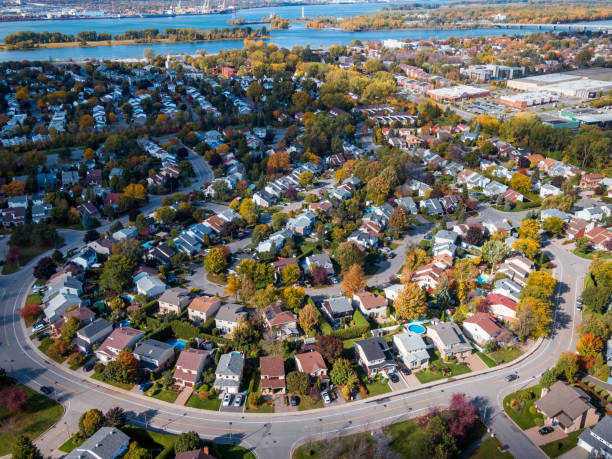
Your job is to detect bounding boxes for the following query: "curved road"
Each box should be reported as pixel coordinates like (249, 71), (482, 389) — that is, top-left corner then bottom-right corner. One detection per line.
(0, 149), (591, 459)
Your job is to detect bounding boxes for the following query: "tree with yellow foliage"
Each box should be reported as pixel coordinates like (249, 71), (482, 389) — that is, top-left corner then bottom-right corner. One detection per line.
(2, 180), (26, 197)
(123, 183), (147, 201)
(394, 282), (427, 321)
(83, 148), (96, 161)
(225, 274), (241, 300)
(512, 237), (540, 260)
(509, 172), (532, 194)
(519, 218), (541, 243)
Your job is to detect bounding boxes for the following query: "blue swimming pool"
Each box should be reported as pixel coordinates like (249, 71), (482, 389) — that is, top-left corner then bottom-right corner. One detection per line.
(166, 339), (186, 350)
(476, 274), (490, 284)
(408, 324), (426, 334)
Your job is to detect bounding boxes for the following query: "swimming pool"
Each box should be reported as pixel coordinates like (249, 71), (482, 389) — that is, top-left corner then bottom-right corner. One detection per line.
(476, 274), (490, 284)
(166, 339), (186, 350)
(408, 324), (426, 334)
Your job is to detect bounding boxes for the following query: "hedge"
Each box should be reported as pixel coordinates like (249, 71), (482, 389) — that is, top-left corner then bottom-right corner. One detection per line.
(147, 325), (172, 341)
(320, 320), (333, 335)
(170, 320), (200, 339)
(332, 325), (370, 340)
(143, 300), (159, 314)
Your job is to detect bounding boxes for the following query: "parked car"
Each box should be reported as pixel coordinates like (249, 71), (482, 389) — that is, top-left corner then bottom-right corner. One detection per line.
(389, 373), (400, 383)
(577, 303), (582, 310)
(40, 386), (53, 395)
(505, 374), (518, 382)
(222, 393), (233, 407)
(539, 427), (554, 435)
(139, 382), (152, 392)
(32, 321), (47, 332)
(234, 394), (243, 407)
(321, 391), (331, 404)
(290, 395), (299, 407)
(83, 358), (97, 372)
(37, 333), (50, 341)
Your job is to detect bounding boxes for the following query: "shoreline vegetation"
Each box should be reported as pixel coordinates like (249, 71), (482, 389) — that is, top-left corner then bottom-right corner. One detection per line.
(2, 26), (269, 50)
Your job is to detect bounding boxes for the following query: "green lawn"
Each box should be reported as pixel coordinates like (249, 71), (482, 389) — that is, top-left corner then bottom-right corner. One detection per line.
(185, 393), (221, 411)
(245, 398), (275, 413)
(477, 352), (497, 368)
(0, 385), (64, 456)
(292, 432), (374, 459)
(415, 351), (471, 383)
(148, 388), (179, 403)
(364, 379), (392, 397)
(59, 434), (85, 453)
(2, 243), (62, 275)
(470, 437), (514, 459)
(90, 371), (134, 391)
(38, 336), (67, 363)
(541, 429), (583, 458)
(384, 418), (427, 457)
(298, 395), (324, 411)
(573, 248), (612, 260)
(488, 347), (523, 365)
(502, 385), (544, 430)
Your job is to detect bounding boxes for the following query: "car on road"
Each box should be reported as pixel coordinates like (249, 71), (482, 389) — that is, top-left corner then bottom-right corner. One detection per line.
(539, 427), (554, 435)
(389, 373), (400, 383)
(40, 386), (53, 395)
(139, 382), (152, 392)
(222, 393), (233, 407)
(505, 374), (518, 382)
(388, 253), (396, 259)
(290, 395), (299, 407)
(321, 391), (331, 404)
(37, 333), (49, 341)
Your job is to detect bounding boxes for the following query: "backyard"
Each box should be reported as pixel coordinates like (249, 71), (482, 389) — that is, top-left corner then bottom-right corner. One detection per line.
(0, 385), (63, 456)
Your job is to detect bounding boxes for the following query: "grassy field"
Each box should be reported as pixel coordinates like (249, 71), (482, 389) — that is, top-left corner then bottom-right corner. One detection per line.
(90, 371), (134, 391)
(298, 395), (324, 411)
(185, 393), (221, 411)
(292, 432), (374, 459)
(384, 418), (427, 457)
(58, 434), (85, 453)
(2, 243), (61, 275)
(245, 398), (275, 413)
(148, 388), (179, 403)
(0, 385), (63, 456)
(470, 437), (514, 459)
(477, 352), (497, 368)
(502, 385), (544, 430)
(541, 429), (583, 458)
(488, 347), (523, 365)
(573, 248), (612, 260)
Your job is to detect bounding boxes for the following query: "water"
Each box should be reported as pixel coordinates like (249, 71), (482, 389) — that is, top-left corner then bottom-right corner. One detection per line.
(166, 338), (186, 350)
(407, 324), (426, 334)
(0, 4), (610, 62)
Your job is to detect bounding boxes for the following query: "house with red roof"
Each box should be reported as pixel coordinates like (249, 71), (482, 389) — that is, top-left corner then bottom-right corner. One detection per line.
(173, 348), (212, 387)
(487, 293), (518, 322)
(462, 312), (513, 345)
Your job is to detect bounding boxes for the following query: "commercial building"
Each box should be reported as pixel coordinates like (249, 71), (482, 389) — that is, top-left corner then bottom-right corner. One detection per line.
(427, 85), (489, 102)
(499, 91), (559, 108)
(461, 64), (525, 82)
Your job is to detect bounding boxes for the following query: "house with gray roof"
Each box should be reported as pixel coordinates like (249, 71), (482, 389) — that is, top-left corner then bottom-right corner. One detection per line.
(133, 339), (176, 373)
(74, 318), (112, 352)
(354, 337), (397, 376)
(304, 253), (334, 276)
(65, 427), (129, 459)
(322, 296), (354, 323)
(174, 230), (202, 255)
(540, 208), (571, 223)
(536, 381), (599, 433)
(395, 197), (418, 215)
(426, 321), (472, 359)
(578, 415), (612, 458)
(393, 332), (430, 369)
(213, 351), (245, 394)
(420, 198), (444, 216)
(493, 278), (523, 302)
(215, 304), (248, 334)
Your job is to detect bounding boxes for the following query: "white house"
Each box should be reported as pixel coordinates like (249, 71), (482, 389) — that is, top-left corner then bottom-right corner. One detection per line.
(393, 332), (430, 369)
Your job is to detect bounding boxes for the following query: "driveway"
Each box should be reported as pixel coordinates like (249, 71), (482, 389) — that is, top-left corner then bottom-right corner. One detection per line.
(219, 396), (246, 413)
(388, 374), (408, 391)
(464, 353), (489, 372)
(524, 425), (567, 446)
(274, 394), (297, 413)
(403, 372), (421, 387)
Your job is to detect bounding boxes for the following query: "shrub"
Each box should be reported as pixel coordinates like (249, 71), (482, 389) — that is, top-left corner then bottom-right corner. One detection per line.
(529, 405), (537, 415)
(332, 325), (370, 340)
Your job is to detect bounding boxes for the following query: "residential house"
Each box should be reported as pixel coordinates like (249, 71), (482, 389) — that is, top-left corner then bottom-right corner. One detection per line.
(462, 313), (513, 345)
(31, 203), (52, 223)
(74, 318), (113, 352)
(112, 226), (138, 241)
(540, 183), (563, 198)
(585, 226), (612, 250)
(95, 327), (144, 363)
(309, 200), (333, 214)
(271, 257), (300, 282)
(420, 198), (444, 216)
(253, 190), (276, 208)
(147, 243), (176, 265)
(395, 196), (418, 215)
(493, 278), (523, 303)
(175, 447), (216, 459)
(353, 291), (387, 319)
(133, 339), (176, 373)
(348, 229), (379, 249)
(577, 415), (612, 458)
(174, 231), (202, 255)
(158, 288), (191, 315)
(260, 355), (286, 395)
(580, 173), (603, 189)
(264, 304), (298, 337)
(286, 211), (316, 236)
(187, 296), (222, 325)
(215, 304), (248, 334)
(354, 337), (397, 376)
(487, 293), (518, 322)
(566, 219), (588, 240)
(383, 284), (404, 304)
(51, 307), (95, 336)
(411, 263), (444, 290)
(483, 181), (508, 198)
(393, 332), (430, 369)
(64, 427), (129, 459)
(294, 351), (328, 379)
(305, 253), (334, 276)
(257, 228), (292, 254)
(77, 202), (102, 220)
(173, 348), (212, 387)
(426, 322), (472, 359)
(44, 292), (81, 323)
(535, 381), (599, 433)
(213, 351), (244, 394)
(575, 206), (607, 222)
(497, 255), (534, 287)
(70, 248), (98, 270)
(88, 238), (114, 255)
(2, 207), (26, 227)
(540, 208), (570, 223)
(135, 272), (167, 298)
(321, 296), (354, 322)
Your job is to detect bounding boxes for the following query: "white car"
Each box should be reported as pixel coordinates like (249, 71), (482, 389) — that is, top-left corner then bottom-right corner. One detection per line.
(222, 393), (233, 407)
(321, 391), (331, 404)
(234, 393), (243, 407)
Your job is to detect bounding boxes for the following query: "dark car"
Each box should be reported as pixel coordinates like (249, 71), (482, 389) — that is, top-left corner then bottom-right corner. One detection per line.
(290, 395), (299, 407)
(389, 373), (400, 383)
(505, 374), (518, 382)
(40, 386), (53, 395)
(83, 358), (97, 372)
(539, 427), (554, 435)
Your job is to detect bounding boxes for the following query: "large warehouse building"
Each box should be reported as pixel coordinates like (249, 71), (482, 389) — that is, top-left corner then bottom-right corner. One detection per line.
(427, 85), (489, 102)
(507, 69), (612, 99)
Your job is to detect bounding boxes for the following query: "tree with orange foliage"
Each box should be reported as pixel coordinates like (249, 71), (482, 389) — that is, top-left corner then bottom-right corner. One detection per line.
(342, 264), (366, 298)
(2, 180), (26, 197)
(267, 151), (291, 173)
(577, 332), (603, 360)
(83, 148), (96, 161)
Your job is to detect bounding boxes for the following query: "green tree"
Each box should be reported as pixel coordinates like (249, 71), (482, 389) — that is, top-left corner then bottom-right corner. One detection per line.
(556, 352), (578, 384)
(99, 255), (135, 292)
(286, 371), (310, 395)
(329, 358), (358, 387)
(334, 241), (365, 271)
(174, 431), (201, 453)
(281, 265), (300, 285)
(12, 435), (42, 459)
(481, 240), (509, 270)
(154, 206), (176, 224)
(79, 409), (104, 437)
(61, 316), (81, 342)
(204, 247), (227, 275)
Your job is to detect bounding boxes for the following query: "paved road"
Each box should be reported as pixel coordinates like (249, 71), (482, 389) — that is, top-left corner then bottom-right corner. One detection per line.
(0, 230), (589, 459)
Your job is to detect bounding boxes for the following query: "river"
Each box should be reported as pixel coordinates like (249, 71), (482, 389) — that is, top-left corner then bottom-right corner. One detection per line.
(0, 3), (610, 62)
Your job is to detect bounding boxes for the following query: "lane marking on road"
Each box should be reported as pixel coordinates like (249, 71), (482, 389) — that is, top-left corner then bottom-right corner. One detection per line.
(151, 416), (245, 432)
